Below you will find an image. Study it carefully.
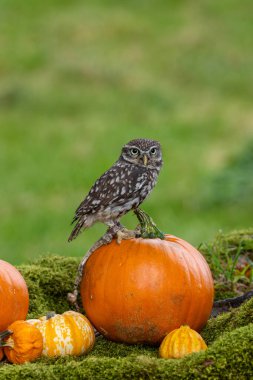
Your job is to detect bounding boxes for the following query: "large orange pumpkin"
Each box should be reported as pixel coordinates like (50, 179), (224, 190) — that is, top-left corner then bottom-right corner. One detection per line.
(0, 260), (29, 331)
(81, 235), (214, 344)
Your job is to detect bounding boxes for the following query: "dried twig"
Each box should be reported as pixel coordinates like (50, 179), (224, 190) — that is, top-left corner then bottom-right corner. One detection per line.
(211, 290), (253, 317)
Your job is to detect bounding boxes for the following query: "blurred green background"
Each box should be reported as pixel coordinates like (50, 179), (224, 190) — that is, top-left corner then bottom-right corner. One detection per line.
(1, 0), (252, 264)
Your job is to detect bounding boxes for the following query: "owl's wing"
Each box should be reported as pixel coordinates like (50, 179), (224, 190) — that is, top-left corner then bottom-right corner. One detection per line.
(71, 172), (112, 222)
(71, 164), (147, 223)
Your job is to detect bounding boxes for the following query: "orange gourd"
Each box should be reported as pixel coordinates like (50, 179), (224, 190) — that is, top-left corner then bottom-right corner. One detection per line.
(2, 321), (43, 364)
(27, 311), (95, 357)
(0, 260), (29, 331)
(81, 235), (214, 344)
(159, 325), (207, 358)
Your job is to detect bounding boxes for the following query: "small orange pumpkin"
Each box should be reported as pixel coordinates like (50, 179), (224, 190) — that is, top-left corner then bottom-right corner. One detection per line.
(1, 321), (43, 364)
(0, 260), (29, 331)
(159, 325), (207, 359)
(27, 311), (95, 357)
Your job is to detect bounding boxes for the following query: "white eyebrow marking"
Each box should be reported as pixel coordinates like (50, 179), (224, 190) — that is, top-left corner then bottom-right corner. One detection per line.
(124, 145), (139, 149)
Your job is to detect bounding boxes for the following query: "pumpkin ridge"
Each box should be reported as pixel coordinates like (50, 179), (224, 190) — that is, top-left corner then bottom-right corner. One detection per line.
(171, 330), (180, 357)
(117, 241), (130, 339)
(103, 242), (117, 333)
(177, 244), (193, 327)
(193, 250), (210, 330)
(192, 248), (213, 329)
(45, 315), (59, 356)
(191, 252), (204, 328)
(61, 313), (77, 355)
(185, 247), (203, 330)
(66, 311), (95, 354)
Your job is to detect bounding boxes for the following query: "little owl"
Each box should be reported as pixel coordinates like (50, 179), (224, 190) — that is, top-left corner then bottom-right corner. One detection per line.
(68, 138), (163, 242)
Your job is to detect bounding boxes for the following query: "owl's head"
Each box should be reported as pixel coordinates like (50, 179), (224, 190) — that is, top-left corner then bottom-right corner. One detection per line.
(120, 138), (163, 169)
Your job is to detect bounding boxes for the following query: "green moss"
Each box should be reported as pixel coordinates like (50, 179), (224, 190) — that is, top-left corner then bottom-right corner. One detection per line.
(202, 297), (253, 344)
(18, 255), (80, 318)
(200, 228), (253, 300)
(0, 325), (252, 379)
(201, 228), (253, 259)
(0, 230), (252, 379)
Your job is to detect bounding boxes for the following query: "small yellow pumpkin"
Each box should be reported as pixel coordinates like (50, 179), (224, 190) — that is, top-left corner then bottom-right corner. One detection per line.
(1, 321), (43, 364)
(159, 325), (207, 359)
(27, 311), (95, 357)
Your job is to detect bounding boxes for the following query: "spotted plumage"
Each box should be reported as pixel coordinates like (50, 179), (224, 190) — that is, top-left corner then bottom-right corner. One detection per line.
(68, 138), (163, 242)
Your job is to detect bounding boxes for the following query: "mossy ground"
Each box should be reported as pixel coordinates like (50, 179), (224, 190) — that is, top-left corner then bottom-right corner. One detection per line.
(200, 228), (253, 299)
(0, 230), (252, 379)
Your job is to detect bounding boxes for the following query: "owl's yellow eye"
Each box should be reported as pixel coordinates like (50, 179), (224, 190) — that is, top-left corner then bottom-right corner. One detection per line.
(130, 148), (140, 157)
(150, 147), (157, 156)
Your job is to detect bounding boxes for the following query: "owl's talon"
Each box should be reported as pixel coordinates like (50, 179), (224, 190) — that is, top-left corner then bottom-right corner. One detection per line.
(134, 225), (142, 238)
(116, 229), (136, 244)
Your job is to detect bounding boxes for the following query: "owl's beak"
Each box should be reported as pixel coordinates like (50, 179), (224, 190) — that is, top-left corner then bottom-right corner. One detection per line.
(143, 154), (148, 166)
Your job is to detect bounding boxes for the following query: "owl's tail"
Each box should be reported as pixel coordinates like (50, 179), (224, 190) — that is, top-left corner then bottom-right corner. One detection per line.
(68, 220), (84, 242)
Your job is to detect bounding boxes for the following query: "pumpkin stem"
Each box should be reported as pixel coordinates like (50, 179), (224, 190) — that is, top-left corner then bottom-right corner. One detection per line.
(0, 330), (13, 347)
(134, 208), (165, 240)
(46, 311), (56, 320)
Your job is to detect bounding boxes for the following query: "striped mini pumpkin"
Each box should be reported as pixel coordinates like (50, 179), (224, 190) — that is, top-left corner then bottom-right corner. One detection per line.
(159, 325), (207, 359)
(27, 311), (95, 357)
